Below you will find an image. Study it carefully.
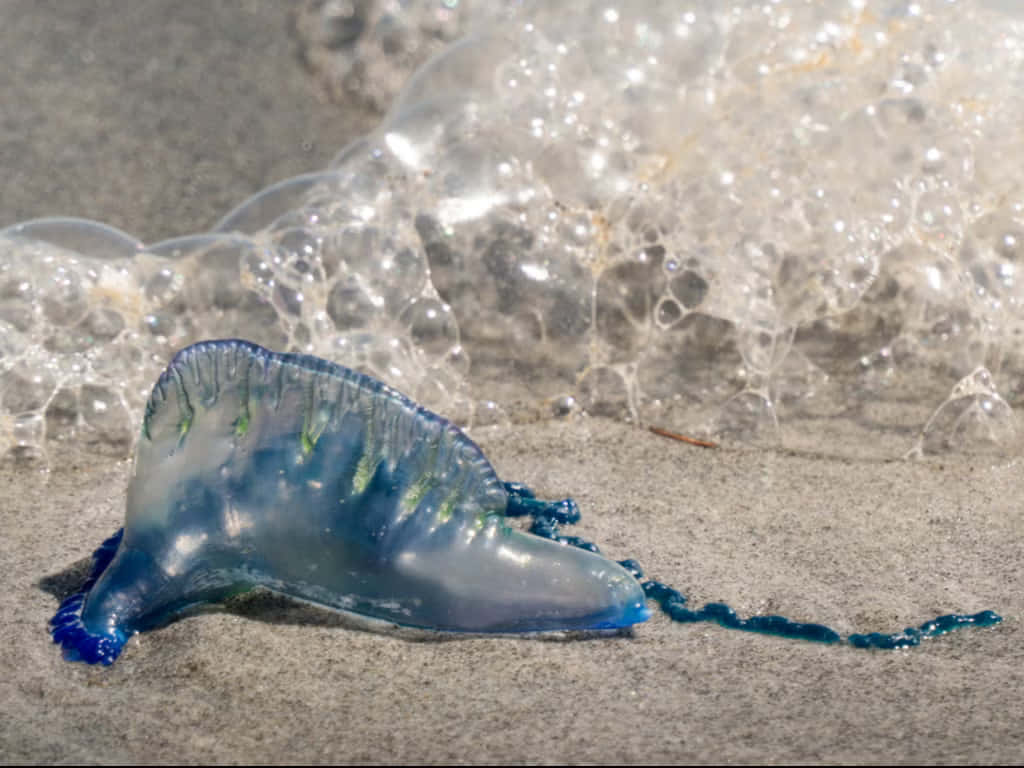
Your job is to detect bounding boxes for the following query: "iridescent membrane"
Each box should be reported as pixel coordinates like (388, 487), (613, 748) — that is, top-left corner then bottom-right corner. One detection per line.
(50, 339), (649, 665)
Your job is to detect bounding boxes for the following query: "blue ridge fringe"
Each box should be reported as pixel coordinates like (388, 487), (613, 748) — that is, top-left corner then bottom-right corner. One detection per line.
(49, 529), (128, 665)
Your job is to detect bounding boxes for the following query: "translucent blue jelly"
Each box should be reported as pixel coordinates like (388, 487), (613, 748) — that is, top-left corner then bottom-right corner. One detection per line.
(50, 340), (649, 665)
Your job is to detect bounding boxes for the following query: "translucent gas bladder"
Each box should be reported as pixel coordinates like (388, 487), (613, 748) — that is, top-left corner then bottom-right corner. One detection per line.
(4, 0), (1024, 459)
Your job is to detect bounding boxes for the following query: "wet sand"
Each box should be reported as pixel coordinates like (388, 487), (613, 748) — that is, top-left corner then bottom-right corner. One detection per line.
(0, 0), (376, 241)
(2, 418), (1022, 763)
(1, 1), (1022, 764)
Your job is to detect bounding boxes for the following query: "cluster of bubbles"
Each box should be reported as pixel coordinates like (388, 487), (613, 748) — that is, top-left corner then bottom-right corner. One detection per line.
(4, 0), (1024, 461)
(0, 210), (466, 459)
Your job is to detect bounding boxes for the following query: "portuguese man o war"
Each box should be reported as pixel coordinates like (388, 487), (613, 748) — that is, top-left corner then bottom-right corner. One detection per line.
(49, 341), (1000, 665)
(50, 340), (649, 665)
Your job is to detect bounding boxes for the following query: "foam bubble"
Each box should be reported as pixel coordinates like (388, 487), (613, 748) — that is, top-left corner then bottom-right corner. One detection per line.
(5, 0), (1024, 460)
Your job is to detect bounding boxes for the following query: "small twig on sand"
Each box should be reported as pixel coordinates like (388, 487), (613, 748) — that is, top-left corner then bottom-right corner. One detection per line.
(647, 425), (719, 449)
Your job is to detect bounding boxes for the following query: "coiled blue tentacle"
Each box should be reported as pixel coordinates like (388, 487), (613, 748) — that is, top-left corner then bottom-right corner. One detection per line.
(519, 487), (1002, 649)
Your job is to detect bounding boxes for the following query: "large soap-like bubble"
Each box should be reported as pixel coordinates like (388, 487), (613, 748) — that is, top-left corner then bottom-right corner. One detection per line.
(4, 0), (1024, 460)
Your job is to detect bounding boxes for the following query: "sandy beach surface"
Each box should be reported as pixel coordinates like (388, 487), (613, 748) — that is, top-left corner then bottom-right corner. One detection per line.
(2, 419), (1022, 764)
(2, 1), (1022, 764)
(0, 0), (376, 241)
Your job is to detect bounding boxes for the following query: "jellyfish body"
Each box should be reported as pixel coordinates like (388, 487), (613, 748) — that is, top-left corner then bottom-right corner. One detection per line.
(50, 339), (649, 664)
